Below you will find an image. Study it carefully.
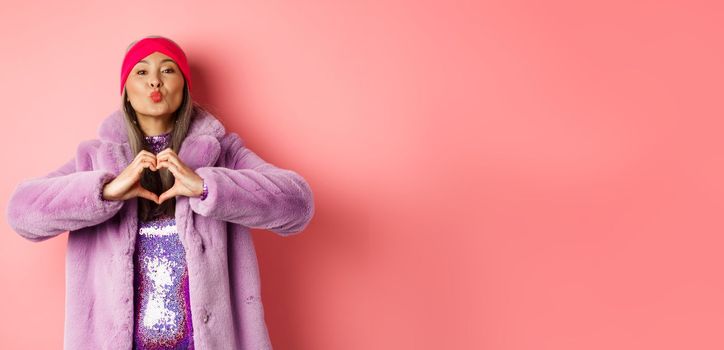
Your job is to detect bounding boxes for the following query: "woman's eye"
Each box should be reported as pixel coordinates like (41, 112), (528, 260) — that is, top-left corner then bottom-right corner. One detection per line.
(135, 68), (174, 75)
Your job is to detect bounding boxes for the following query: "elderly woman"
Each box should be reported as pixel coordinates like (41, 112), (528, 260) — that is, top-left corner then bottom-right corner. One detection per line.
(6, 35), (315, 350)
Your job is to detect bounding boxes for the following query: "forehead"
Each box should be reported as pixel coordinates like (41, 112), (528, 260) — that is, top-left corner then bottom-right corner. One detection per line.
(135, 51), (177, 66)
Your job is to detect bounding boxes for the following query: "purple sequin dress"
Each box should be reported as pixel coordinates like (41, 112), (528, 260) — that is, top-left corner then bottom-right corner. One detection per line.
(132, 131), (207, 350)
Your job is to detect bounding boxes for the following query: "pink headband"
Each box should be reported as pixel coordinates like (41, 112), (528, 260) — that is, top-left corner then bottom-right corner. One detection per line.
(120, 37), (192, 95)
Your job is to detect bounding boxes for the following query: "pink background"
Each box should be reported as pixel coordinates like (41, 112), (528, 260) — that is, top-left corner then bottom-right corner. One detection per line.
(2, 0), (724, 349)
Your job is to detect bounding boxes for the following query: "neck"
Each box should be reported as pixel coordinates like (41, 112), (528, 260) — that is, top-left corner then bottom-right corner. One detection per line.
(136, 113), (174, 136)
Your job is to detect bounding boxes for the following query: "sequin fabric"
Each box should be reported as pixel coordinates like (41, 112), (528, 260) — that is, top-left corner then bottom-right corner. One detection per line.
(144, 131), (173, 154)
(133, 131), (194, 349)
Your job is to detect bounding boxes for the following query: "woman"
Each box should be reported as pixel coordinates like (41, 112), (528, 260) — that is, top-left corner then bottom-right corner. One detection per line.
(6, 35), (315, 350)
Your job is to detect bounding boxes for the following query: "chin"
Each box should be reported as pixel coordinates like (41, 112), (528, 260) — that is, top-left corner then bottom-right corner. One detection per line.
(135, 108), (167, 118)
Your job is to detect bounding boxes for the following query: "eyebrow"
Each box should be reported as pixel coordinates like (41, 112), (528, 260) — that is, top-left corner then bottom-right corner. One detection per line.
(137, 58), (176, 65)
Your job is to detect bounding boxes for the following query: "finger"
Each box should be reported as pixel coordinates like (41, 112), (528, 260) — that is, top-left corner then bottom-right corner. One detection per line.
(131, 156), (153, 173)
(158, 187), (177, 204)
(157, 160), (180, 176)
(137, 150), (157, 158)
(133, 151), (153, 164)
(157, 148), (176, 157)
(137, 160), (157, 174)
(137, 187), (160, 204)
(136, 153), (158, 169)
(143, 160), (158, 172)
(155, 151), (179, 164)
(157, 155), (184, 172)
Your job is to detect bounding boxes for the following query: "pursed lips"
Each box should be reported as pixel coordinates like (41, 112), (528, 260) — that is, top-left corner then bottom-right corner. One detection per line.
(150, 90), (162, 102)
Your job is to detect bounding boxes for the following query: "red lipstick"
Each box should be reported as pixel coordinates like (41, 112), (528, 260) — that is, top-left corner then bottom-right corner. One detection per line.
(150, 91), (162, 102)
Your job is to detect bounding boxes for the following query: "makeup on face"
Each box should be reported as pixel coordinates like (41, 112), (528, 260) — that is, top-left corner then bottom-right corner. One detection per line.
(150, 90), (162, 102)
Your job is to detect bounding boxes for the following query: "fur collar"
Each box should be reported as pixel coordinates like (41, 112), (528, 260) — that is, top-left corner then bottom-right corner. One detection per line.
(95, 108), (226, 174)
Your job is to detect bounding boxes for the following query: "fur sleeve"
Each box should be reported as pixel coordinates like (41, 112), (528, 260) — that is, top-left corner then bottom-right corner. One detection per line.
(6, 141), (125, 242)
(188, 132), (315, 236)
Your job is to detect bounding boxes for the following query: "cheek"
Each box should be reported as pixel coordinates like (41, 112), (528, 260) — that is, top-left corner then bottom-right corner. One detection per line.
(170, 76), (186, 90)
(126, 79), (145, 97)
(169, 78), (185, 98)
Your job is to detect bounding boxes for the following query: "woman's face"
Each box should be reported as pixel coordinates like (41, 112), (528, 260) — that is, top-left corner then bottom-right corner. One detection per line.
(125, 51), (185, 121)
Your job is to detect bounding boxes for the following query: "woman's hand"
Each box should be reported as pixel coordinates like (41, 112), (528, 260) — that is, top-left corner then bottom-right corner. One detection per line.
(156, 148), (204, 204)
(102, 150), (161, 203)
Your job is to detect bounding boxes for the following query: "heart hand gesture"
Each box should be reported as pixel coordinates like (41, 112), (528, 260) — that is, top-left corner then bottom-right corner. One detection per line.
(102, 150), (162, 203)
(101, 148), (204, 204)
(155, 148), (205, 204)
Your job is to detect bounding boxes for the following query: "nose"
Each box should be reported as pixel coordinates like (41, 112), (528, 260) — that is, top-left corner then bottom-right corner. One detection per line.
(148, 73), (162, 88)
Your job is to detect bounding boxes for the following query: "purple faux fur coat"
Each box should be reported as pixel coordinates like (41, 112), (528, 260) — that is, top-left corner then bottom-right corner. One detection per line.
(6, 107), (315, 349)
